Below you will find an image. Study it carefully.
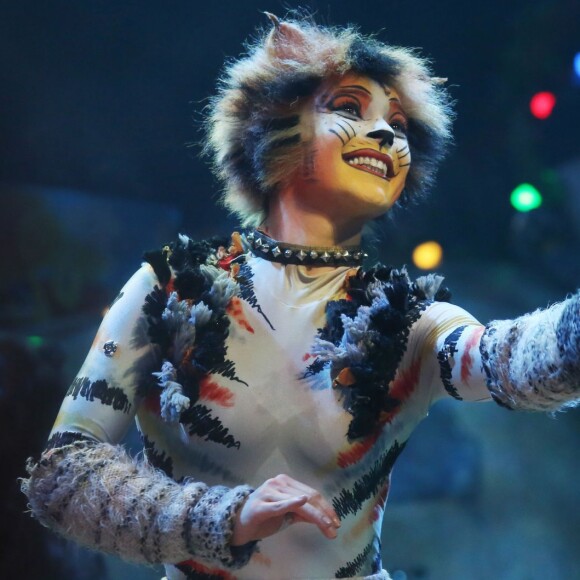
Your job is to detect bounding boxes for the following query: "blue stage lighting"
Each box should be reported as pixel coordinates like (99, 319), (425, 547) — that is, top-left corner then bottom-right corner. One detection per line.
(574, 52), (580, 80)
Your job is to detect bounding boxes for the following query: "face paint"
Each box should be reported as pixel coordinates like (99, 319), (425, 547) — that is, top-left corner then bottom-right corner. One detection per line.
(292, 73), (411, 223)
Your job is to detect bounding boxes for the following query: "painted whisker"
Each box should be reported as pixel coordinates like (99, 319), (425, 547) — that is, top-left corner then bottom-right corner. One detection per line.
(329, 128), (346, 145)
(342, 119), (356, 138)
(335, 121), (352, 141)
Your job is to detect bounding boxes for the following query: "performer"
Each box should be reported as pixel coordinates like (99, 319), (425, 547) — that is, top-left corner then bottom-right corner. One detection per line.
(23, 14), (579, 580)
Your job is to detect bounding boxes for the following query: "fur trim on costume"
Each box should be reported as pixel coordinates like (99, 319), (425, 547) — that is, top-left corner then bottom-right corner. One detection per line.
(154, 360), (191, 423)
(480, 291), (580, 412)
(142, 235), (246, 448)
(21, 441), (254, 568)
(313, 265), (451, 439)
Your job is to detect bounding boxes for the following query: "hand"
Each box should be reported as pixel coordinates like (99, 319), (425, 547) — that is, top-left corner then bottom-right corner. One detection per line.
(231, 474), (340, 546)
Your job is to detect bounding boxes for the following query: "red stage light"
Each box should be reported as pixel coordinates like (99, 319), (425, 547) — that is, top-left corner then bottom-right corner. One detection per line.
(530, 92), (556, 119)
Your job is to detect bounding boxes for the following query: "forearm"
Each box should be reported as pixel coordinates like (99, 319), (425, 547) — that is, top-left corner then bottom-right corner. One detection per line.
(480, 291), (580, 411)
(22, 439), (254, 568)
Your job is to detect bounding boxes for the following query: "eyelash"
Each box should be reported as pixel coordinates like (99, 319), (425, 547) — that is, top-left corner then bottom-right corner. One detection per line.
(328, 97), (409, 137)
(390, 119), (408, 137)
(329, 99), (362, 120)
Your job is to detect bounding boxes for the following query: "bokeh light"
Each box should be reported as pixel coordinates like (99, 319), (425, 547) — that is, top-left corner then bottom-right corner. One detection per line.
(529, 91), (556, 119)
(26, 335), (45, 348)
(574, 52), (580, 80)
(510, 183), (543, 212)
(412, 241), (443, 270)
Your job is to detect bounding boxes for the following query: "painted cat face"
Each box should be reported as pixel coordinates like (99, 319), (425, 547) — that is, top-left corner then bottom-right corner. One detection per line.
(293, 73), (411, 223)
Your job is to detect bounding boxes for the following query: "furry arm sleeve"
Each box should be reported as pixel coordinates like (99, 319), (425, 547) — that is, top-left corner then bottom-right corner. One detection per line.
(21, 264), (256, 568)
(479, 291), (580, 411)
(22, 440), (254, 567)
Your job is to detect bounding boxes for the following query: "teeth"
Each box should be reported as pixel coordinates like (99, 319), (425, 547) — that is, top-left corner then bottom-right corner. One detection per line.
(346, 156), (388, 178)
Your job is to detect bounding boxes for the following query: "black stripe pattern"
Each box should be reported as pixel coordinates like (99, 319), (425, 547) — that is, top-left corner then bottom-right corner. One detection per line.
(333, 440), (406, 519)
(237, 261), (275, 330)
(335, 539), (375, 578)
(180, 404), (241, 449)
(66, 376), (131, 413)
(45, 431), (94, 451)
(437, 325), (466, 400)
(142, 434), (174, 477)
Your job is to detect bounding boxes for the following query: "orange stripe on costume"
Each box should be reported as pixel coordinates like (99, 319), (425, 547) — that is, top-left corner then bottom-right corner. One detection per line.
(227, 297), (255, 334)
(337, 431), (381, 468)
(460, 326), (485, 383)
(389, 358), (422, 401)
(200, 376), (235, 407)
(378, 357), (422, 424)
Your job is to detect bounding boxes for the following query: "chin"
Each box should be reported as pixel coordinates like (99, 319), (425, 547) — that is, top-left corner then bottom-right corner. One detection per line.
(354, 189), (399, 213)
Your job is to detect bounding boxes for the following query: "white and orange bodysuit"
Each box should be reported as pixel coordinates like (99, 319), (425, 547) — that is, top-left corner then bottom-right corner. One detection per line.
(23, 232), (580, 580)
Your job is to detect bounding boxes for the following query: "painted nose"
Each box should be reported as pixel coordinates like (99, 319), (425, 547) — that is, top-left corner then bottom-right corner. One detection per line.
(367, 127), (395, 148)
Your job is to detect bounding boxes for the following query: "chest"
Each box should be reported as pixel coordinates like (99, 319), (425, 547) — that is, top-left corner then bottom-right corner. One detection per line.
(195, 289), (350, 479)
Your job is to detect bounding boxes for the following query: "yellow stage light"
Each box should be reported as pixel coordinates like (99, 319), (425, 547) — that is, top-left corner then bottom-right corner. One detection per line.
(412, 241), (443, 270)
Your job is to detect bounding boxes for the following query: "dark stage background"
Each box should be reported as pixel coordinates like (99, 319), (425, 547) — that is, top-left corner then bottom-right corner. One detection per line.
(1, 1), (579, 579)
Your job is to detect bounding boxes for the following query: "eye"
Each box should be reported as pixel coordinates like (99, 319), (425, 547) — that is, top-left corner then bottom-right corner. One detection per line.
(389, 118), (408, 137)
(335, 102), (361, 118)
(327, 96), (362, 120)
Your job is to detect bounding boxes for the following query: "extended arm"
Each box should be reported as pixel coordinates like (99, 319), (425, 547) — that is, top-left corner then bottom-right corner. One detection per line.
(425, 291), (580, 411)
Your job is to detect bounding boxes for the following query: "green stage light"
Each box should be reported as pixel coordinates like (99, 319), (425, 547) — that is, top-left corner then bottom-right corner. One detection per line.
(510, 183), (543, 212)
(27, 335), (45, 348)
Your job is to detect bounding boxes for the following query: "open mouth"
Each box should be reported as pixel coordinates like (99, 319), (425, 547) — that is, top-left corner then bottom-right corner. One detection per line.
(342, 149), (394, 180)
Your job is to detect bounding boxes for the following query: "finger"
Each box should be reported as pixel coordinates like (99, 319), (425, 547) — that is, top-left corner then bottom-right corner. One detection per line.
(252, 494), (308, 521)
(271, 494), (308, 512)
(291, 501), (339, 539)
(282, 479), (340, 527)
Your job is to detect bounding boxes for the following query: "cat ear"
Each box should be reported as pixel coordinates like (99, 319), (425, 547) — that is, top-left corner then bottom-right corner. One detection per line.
(264, 12), (311, 61)
(264, 11), (281, 29)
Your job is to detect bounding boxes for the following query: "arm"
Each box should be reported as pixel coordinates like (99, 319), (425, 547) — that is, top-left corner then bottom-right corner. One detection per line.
(423, 292), (580, 411)
(22, 264), (256, 567)
(22, 264), (339, 567)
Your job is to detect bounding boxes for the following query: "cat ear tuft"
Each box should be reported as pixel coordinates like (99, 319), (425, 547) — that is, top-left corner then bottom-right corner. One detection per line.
(264, 15), (311, 62)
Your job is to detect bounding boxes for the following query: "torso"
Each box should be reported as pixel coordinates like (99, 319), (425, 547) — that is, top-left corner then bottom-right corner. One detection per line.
(137, 255), (435, 579)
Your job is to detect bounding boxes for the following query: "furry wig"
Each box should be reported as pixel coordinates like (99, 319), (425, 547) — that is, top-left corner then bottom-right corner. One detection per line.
(205, 13), (454, 227)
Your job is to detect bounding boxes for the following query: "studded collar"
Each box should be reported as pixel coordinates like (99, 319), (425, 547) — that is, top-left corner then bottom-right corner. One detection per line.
(246, 229), (367, 267)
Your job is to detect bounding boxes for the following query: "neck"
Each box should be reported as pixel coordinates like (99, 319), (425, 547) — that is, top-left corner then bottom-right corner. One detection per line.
(263, 189), (365, 247)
